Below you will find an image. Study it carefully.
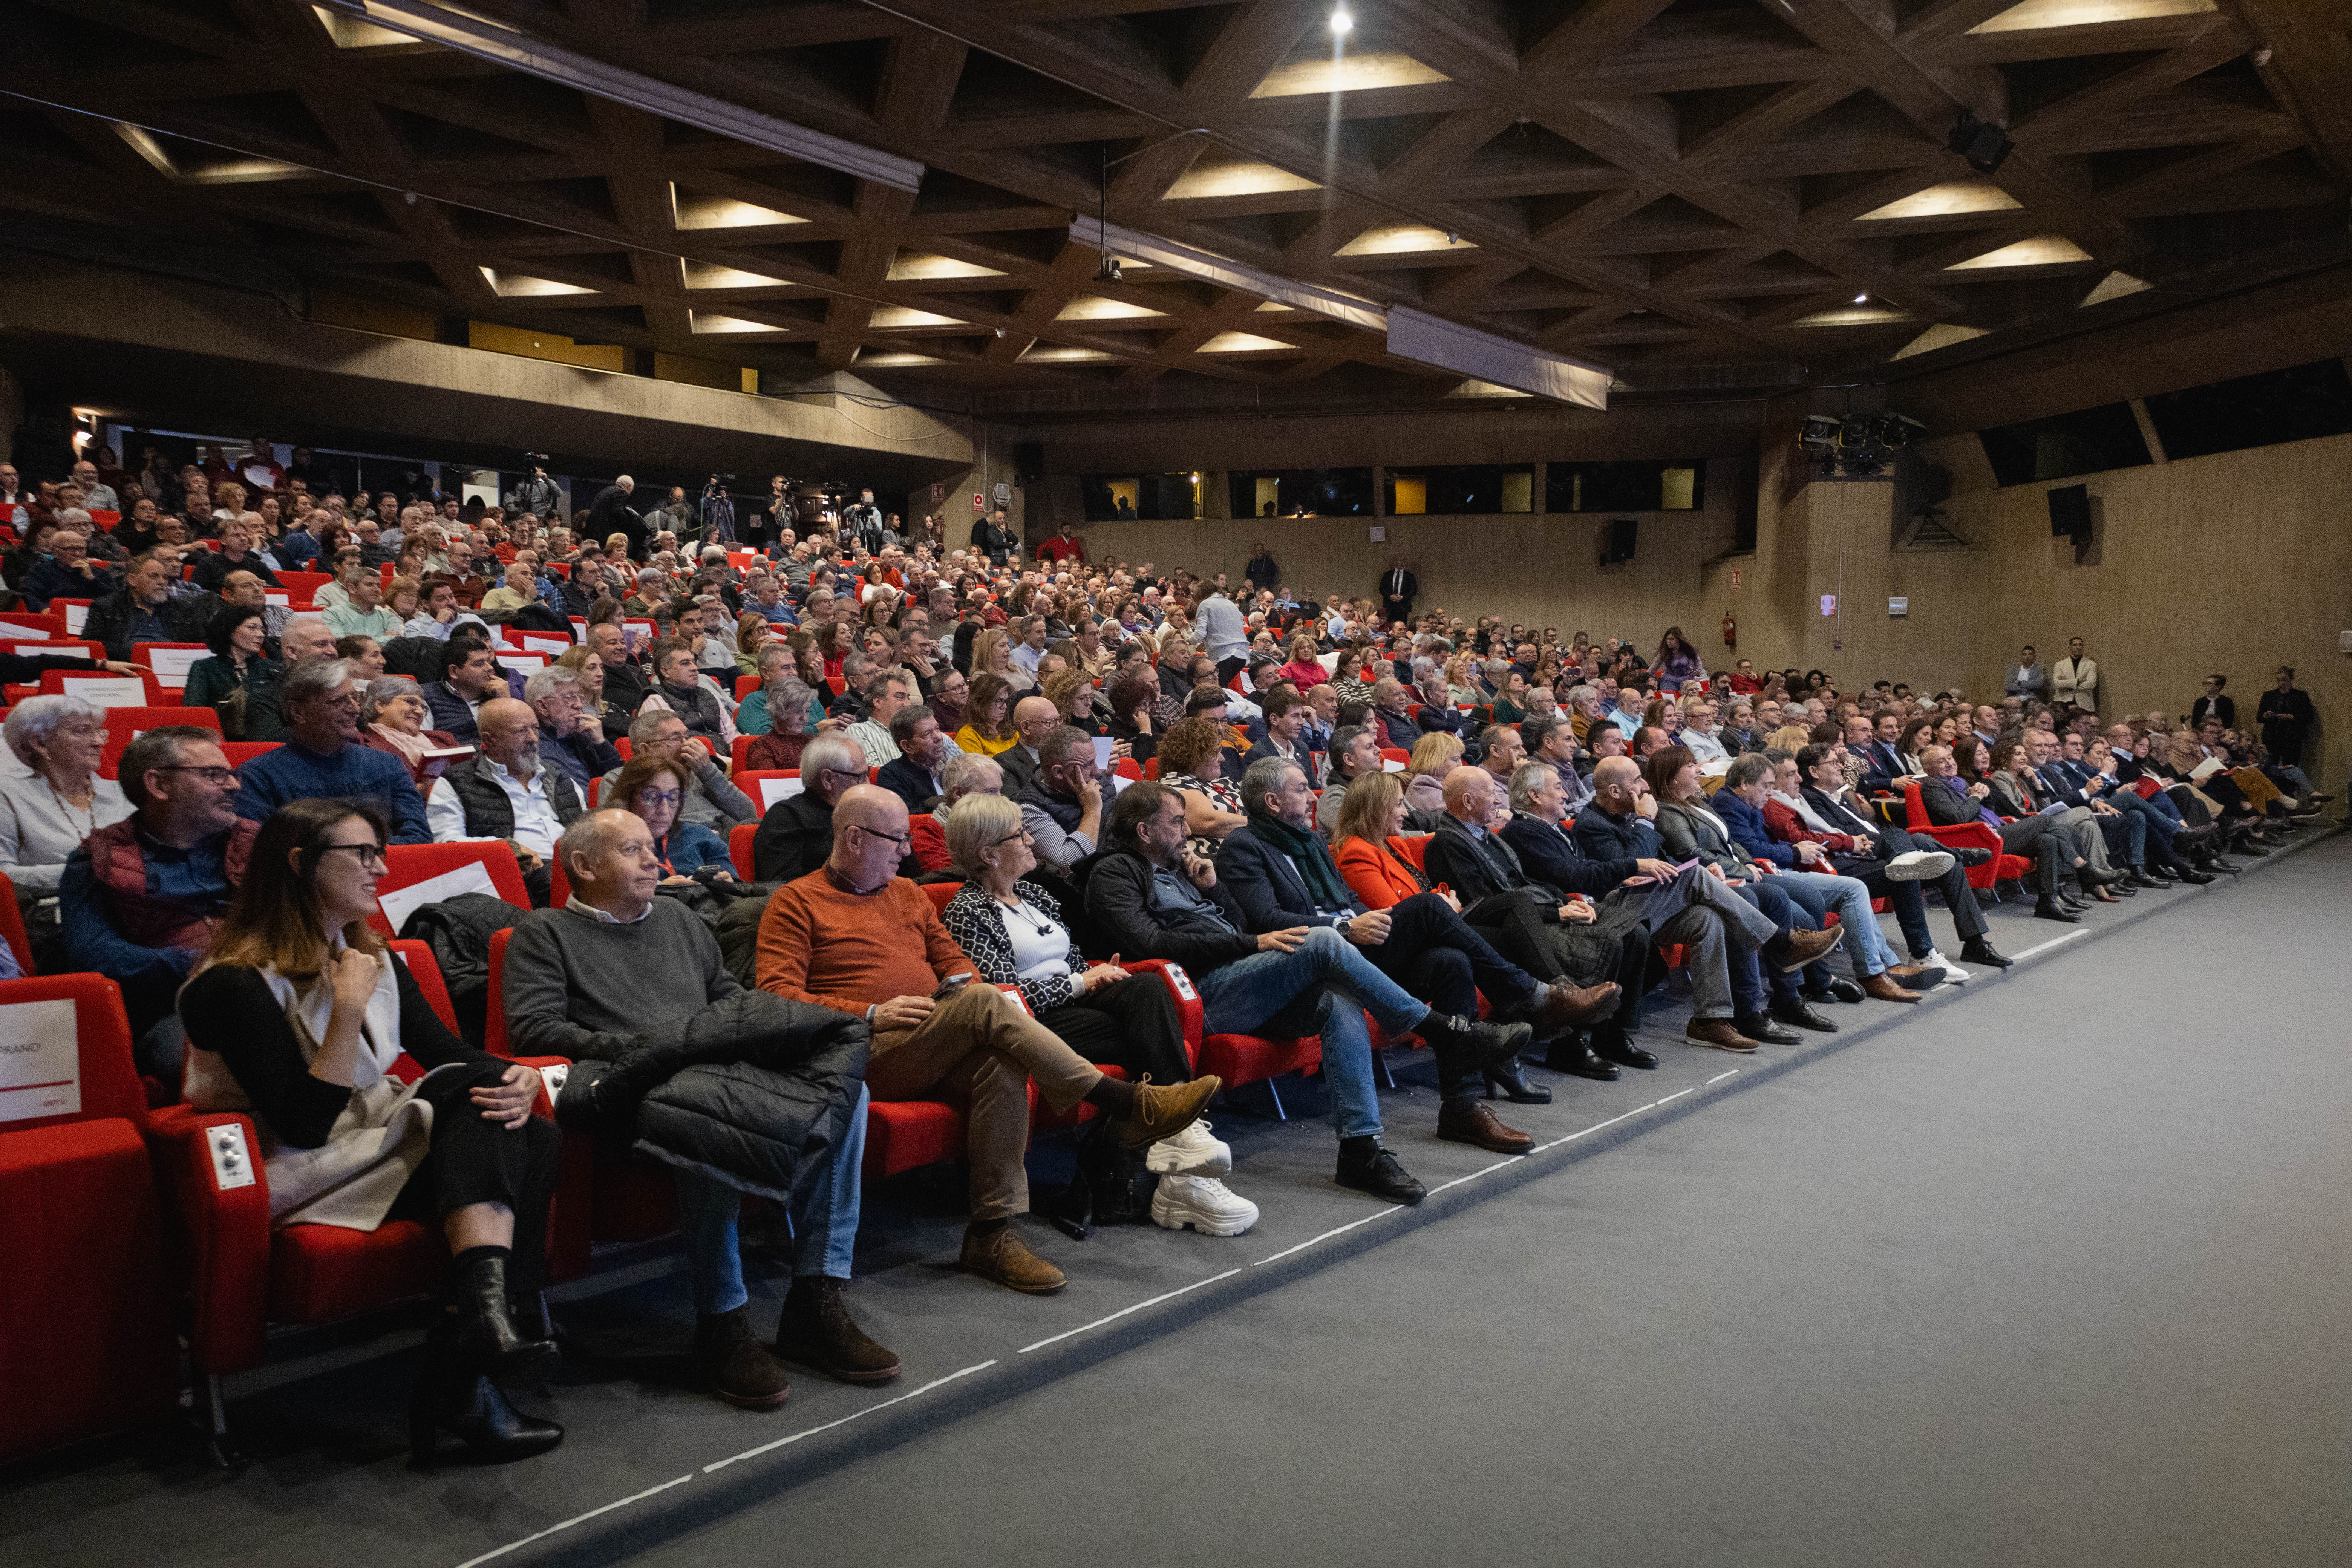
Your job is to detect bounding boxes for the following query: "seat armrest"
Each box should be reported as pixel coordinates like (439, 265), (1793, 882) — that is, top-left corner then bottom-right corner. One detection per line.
(1122, 959), (1204, 1072)
(141, 1103), (273, 1375)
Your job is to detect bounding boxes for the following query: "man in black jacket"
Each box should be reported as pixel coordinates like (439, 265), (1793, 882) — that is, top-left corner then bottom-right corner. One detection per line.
(83, 550), (193, 660)
(1376, 557), (1416, 625)
(1240, 688), (1323, 790)
(1086, 782), (1529, 1206)
(421, 640), (499, 743)
(969, 507), (1015, 567)
(505, 808), (896, 1408)
(876, 706), (947, 811)
(1219, 758), (1612, 1148)
(585, 475), (646, 560)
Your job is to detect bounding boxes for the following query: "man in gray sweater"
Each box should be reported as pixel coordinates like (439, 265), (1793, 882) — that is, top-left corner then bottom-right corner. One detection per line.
(501, 808), (897, 1410)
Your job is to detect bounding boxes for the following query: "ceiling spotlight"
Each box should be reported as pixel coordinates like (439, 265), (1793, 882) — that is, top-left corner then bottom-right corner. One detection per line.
(1853, 292), (1868, 304)
(1329, 7), (1352, 35)
(994, 326), (1006, 338)
(1095, 256), (1123, 284)
(403, 190), (418, 204)
(1446, 231), (1459, 245)
(1946, 108), (2013, 175)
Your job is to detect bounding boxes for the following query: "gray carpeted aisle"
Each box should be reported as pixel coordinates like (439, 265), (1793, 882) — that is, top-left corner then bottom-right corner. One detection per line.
(629, 836), (2352, 1568)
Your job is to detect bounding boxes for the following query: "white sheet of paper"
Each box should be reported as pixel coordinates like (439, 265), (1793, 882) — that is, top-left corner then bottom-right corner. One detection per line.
(1382, 758), (1406, 773)
(147, 647), (205, 683)
(62, 677), (149, 708)
(1092, 736), (1114, 770)
(499, 654), (547, 673)
(1318, 651), (1340, 674)
(376, 859), (501, 936)
(519, 634), (572, 655)
(0, 620), (51, 640)
(62, 603), (89, 635)
(266, 593), (290, 608)
(0, 998), (81, 1124)
(759, 775), (805, 810)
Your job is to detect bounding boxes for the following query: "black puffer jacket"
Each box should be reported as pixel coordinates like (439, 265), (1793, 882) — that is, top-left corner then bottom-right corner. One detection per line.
(558, 991), (868, 1205)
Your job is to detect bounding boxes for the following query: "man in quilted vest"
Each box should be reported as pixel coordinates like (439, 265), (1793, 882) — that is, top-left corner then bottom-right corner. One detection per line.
(58, 726), (258, 1070)
(423, 698), (582, 906)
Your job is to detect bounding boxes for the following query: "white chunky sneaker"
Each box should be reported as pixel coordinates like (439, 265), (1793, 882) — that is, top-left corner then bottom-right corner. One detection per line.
(1150, 1174), (1259, 1237)
(1144, 1116), (1231, 1177)
(1920, 948), (1968, 984)
(1886, 850), (1955, 881)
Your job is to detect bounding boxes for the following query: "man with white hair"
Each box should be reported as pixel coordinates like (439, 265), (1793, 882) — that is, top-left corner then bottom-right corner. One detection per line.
(17, 524), (107, 610)
(70, 459), (118, 513)
(586, 473), (645, 559)
(750, 733), (868, 881)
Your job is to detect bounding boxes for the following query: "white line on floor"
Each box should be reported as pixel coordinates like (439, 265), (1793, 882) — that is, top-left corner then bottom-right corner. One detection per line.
(1251, 1206), (1402, 1267)
(2007, 929), (2090, 962)
(1017, 1269), (1243, 1355)
(702, 1360), (999, 1473)
(1654, 1087), (1695, 1106)
(451, 1473), (697, 1568)
(1422, 1156), (1524, 1199)
(1705, 1070), (1739, 1086)
(1532, 1101), (1657, 1154)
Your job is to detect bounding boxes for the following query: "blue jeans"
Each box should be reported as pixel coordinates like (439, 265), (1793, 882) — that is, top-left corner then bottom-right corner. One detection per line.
(1769, 871), (1898, 979)
(677, 1084), (869, 1315)
(1196, 928), (1430, 1141)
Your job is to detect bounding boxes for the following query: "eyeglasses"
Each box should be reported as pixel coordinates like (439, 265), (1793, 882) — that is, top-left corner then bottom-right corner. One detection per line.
(852, 824), (913, 851)
(991, 828), (1034, 848)
(636, 791), (683, 807)
(317, 843), (389, 868)
(152, 764), (237, 786)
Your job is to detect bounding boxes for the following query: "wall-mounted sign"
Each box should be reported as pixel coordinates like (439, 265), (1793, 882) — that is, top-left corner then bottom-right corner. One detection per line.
(971, 492), (986, 511)
(1369, 525), (1387, 543)
(1819, 594), (1838, 617)
(929, 483), (944, 503)
(1888, 597), (1909, 617)
(993, 482), (1012, 505)
(1730, 568), (1742, 590)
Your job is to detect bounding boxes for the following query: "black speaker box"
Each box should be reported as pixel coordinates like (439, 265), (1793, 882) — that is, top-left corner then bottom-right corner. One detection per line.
(1602, 518), (1638, 563)
(2047, 483), (2090, 539)
(1012, 441), (1043, 485)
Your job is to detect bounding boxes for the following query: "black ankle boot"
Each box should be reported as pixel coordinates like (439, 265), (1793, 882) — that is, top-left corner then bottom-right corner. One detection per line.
(410, 1321), (564, 1466)
(450, 1251), (557, 1384)
(1418, 1013), (1534, 1080)
(1485, 1055), (1563, 1097)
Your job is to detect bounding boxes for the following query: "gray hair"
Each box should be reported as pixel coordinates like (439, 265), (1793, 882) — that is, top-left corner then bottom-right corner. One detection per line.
(700, 545), (727, 564)
(635, 568), (665, 588)
(629, 705), (689, 745)
(1237, 754), (1299, 815)
(3, 694), (101, 767)
(766, 676), (818, 737)
(52, 510), (91, 533)
(1506, 761), (1556, 815)
(283, 657), (357, 708)
(1723, 753), (1774, 791)
(943, 791), (1023, 878)
(939, 747), (1002, 805)
(755, 642), (793, 675)
(358, 674), (424, 726)
(798, 735), (867, 798)
(522, 666), (583, 705)
(556, 807), (636, 882)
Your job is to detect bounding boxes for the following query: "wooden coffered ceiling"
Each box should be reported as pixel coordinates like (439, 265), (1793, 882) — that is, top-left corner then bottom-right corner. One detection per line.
(3, 0), (2350, 418)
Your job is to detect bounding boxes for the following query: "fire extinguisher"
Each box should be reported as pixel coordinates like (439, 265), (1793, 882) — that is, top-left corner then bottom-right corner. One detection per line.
(1721, 610), (1736, 649)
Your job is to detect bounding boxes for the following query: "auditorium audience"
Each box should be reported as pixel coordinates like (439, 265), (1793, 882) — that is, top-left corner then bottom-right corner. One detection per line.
(0, 697), (134, 929)
(234, 658), (431, 845)
(750, 733), (867, 882)
(424, 698), (579, 905)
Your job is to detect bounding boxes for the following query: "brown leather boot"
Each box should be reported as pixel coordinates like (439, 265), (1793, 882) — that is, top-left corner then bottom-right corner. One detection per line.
(693, 1306), (792, 1410)
(774, 1277), (902, 1386)
(1436, 1099), (1534, 1155)
(1764, 926), (1845, 972)
(960, 1222), (1067, 1294)
(1526, 980), (1621, 1032)
(1113, 1074), (1222, 1150)
(1685, 1017), (1761, 1052)
(1862, 973), (1922, 1003)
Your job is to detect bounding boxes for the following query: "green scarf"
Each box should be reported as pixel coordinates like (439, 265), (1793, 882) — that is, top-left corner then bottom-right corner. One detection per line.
(1251, 812), (1356, 913)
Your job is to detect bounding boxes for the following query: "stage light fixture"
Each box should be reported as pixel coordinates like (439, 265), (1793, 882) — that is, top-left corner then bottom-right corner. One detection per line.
(1946, 109), (2013, 175)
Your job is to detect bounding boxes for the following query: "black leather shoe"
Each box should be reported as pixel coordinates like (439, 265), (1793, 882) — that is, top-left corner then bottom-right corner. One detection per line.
(1822, 976), (1866, 1004)
(1958, 938), (2013, 968)
(2078, 864), (2125, 887)
(1419, 1014), (1535, 1080)
(1589, 1027), (1659, 1070)
(2034, 897), (2081, 923)
(1768, 995), (1838, 1032)
(1485, 1057), (1563, 1098)
(2173, 867), (2217, 885)
(1733, 1011), (1803, 1045)
(451, 1253), (557, 1384)
(1336, 1138), (1426, 1205)
(1948, 846), (1994, 867)
(410, 1323), (565, 1467)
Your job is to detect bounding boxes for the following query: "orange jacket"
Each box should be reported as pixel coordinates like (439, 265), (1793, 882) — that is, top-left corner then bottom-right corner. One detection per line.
(1333, 836), (1427, 911)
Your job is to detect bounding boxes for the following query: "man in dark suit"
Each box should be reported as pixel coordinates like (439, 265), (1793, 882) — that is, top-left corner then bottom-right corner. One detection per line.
(1217, 756), (1596, 1151)
(875, 707), (947, 812)
(1241, 688), (1322, 790)
(585, 475), (645, 560)
(1917, 746), (2085, 922)
(2190, 674), (2234, 730)
(1376, 556), (1416, 626)
(1844, 714), (1899, 796)
(969, 507), (1015, 567)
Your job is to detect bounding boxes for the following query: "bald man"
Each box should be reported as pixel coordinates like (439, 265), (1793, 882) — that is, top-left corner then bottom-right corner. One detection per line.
(242, 614), (338, 742)
(426, 696), (584, 905)
(997, 694), (1059, 796)
(757, 786), (1217, 1294)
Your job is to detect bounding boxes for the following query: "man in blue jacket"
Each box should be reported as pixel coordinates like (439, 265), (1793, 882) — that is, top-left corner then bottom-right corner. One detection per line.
(233, 657), (431, 844)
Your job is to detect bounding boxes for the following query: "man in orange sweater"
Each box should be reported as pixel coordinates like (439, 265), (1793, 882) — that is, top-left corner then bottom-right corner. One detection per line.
(757, 784), (1216, 1294)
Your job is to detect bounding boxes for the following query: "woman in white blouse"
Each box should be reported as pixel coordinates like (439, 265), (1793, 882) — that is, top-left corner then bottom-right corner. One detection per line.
(937, 791), (1256, 1237)
(0, 695), (133, 927)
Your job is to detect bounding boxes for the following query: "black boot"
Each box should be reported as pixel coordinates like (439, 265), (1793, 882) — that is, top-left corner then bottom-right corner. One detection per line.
(1486, 1054), (1565, 1096)
(410, 1321), (564, 1467)
(1418, 1013), (1534, 1082)
(1589, 1023), (1659, 1070)
(450, 1249), (556, 1384)
(1958, 937), (2013, 968)
(1336, 1136), (1426, 1205)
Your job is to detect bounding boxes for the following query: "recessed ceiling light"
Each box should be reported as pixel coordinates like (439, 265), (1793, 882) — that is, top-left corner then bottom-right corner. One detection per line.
(1329, 7), (1353, 36)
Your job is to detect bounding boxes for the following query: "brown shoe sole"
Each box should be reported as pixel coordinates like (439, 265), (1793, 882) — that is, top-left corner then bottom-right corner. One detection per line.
(711, 1381), (792, 1411)
(1536, 983), (1620, 1029)
(1438, 1121), (1534, 1156)
(774, 1347), (903, 1386)
(1771, 930), (1844, 972)
(967, 1263), (1067, 1295)
(1685, 1027), (1760, 1053)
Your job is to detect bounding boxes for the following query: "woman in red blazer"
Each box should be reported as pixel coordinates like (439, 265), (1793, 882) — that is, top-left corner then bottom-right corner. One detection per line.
(1329, 771), (1440, 910)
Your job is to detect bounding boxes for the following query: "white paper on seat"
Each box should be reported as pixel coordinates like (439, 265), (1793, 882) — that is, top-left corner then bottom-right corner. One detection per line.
(377, 860), (501, 937)
(499, 654), (547, 673)
(1092, 736), (1114, 770)
(62, 603), (88, 635)
(63, 677), (149, 709)
(759, 776), (805, 810)
(0, 621), (50, 640)
(1318, 652), (1339, 674)
(265, 593), (290, 608)
(147, 647), (205, 683)
(1382, 758), (1406, 773)
(518, 634), (572, 656)
(0, 998), (80, 1124)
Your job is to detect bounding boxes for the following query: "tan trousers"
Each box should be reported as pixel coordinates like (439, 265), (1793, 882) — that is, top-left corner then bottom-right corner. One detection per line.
(866, 983), (1103, 1222)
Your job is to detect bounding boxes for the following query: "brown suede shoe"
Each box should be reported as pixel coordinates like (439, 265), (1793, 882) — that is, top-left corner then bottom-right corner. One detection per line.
(1764, 926), (1845, 972)
(960, 1223), (1067, 1294)
(1685, 1018), (1761, 1052)
(1527, 980), (1621, 1032)
(1862, 973), (1922, 1004)
(1114, 1074), (1222, 1150)
(693, 1306), (791, 1410)
(774, 1277), (902, 1386)
(1436, 1099), (1535, 1155)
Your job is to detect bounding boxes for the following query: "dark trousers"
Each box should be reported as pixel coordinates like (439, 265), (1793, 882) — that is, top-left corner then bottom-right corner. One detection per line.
(390, 1059), (562, 1293)
(1727, 879), (1816, 1008)
(1034, 974), (1193, 1086)
(1466, 887), (1647, 1032)
(1841, 829), (1986, 953)
(1360, 893), (1539, 1101)
(1214, 655), (1248, 685)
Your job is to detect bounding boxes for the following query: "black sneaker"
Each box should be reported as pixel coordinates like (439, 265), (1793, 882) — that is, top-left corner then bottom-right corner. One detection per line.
(1336, 1139), (1426, 1205)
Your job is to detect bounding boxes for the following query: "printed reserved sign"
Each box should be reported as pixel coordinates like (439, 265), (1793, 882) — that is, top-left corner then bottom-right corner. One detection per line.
(0, 998), (81, 1124)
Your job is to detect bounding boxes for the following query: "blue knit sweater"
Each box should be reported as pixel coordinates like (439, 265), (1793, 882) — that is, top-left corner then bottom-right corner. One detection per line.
(233, 740), (431, 843)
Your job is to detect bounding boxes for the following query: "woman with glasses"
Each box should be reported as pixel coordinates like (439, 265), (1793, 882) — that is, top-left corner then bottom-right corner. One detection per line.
(0, 695), (133, 932)
(614, 753), (734, 880)
(357, 675), (461, 790)
(177, 799), (565, 1465)
(939, 792), (1255, 1237)
(184, 603), (282, 741)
